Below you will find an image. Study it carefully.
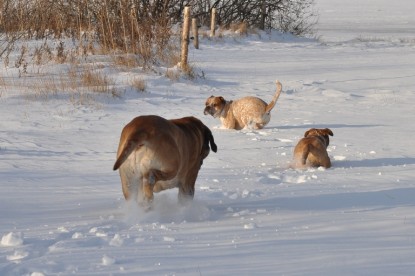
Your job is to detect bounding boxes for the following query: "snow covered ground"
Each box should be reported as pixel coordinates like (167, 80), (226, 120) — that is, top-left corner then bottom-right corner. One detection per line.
(1, 0), (415, 275)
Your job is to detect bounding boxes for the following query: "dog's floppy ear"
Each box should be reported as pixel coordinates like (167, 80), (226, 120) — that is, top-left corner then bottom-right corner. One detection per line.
(206, 95), (215, 102)
(205, 96), (215, 106)
(218, 96), (225, 103)
(324, 128), (334, 136)
(304, 128), (314, 137)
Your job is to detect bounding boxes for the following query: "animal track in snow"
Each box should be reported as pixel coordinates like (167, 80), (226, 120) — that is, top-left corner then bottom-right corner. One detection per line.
(334, 155), (346, 161)
(6, 250), (29, 262)
(1, 232), (24, 247)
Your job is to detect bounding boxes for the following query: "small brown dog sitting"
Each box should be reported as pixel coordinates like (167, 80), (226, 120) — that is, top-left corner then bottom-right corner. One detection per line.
(113, 115), (217, 208)
(204, 80), (282, 130)
(292, 128), (334, 169)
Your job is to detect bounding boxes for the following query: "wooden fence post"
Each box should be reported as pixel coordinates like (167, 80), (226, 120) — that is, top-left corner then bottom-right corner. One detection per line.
(192, 18), (199, 49)
(181, 6), (191, 68)
(260, 0), (266, 30)
(210, 8), (216, 37)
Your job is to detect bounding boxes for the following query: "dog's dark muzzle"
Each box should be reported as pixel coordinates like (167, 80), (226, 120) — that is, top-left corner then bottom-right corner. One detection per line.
(204, 106), (213, 116)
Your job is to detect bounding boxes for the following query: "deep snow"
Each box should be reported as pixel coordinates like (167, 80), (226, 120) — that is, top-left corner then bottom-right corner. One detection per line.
(1, 0), (415, 275)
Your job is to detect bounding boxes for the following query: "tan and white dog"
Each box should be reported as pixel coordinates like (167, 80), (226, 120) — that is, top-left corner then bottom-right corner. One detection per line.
(204, 80), (282, 130)
(113, 115), (217, 207)
(292, 128), (334, 169)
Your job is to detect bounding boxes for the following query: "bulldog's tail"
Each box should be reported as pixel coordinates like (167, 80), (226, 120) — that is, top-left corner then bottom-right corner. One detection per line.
(113, 131), (147, 171)
(265, 80), (282, 114)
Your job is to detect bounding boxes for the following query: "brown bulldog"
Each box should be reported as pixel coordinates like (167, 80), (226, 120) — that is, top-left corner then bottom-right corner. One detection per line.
(292, 128), (334, 169)
(204, 80), (282, 130)
(113, 115), (217, 207)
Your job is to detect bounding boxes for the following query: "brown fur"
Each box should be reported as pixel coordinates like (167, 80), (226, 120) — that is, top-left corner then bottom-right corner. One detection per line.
(292, 128), (334, 169)
(204, 80), (282, 130)
(113, 115), (217, 207)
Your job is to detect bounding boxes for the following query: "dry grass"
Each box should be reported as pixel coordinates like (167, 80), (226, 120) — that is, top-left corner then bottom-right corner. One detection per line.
(158, 40), (182, 68)
(0, 0), (180, 70)
(0, 1), (218, 106)
(33, 43), (53, 66)
(230, 22), (248, 36)
(0, 76), (6, 87)
(0, 76), (5, 97)
(181, 63), (197, 80)
(165, 68), (181, 81)
(112, 55), (142, 69)
(0, 61), (121, 105)
(80, 68), (116, 95)
(33, 77), (59, 99)
(164, 62), (202, 82)
(129, 77), (146, 92)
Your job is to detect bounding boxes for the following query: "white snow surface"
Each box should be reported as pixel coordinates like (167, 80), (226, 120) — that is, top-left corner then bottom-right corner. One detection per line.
(1, 0), (415, 275)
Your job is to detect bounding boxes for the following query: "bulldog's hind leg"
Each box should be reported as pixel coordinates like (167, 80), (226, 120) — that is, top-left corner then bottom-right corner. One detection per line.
(320, 153), (332, 168)
(119, 167), (140, 200)
(178, 184), (195, 204)
(309, 145), (331, 168)
(141, 171), (155, 204)
(142, 169), (177, 203)
(178, 184), (195, 203)
(178, 168), (200, 203)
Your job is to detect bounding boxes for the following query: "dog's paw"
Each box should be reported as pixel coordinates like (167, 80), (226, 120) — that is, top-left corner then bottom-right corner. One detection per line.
(139, 201), (153, 212)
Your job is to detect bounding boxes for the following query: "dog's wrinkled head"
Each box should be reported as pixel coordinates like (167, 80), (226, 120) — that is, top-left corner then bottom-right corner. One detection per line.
(304, 128), (334, 147)
(204, 96), (226, 118)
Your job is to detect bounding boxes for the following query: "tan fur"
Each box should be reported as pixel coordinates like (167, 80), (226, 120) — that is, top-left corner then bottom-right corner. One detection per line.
(204, 80), (282, 130)
(113, 115), (217, 207)
(292, 128), (334, 169)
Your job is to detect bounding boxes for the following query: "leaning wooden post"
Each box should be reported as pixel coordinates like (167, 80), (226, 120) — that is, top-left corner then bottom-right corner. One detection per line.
(181, 6), (191, 69)
(210, 8), (216, 37)
(192, 17), (199, 49)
